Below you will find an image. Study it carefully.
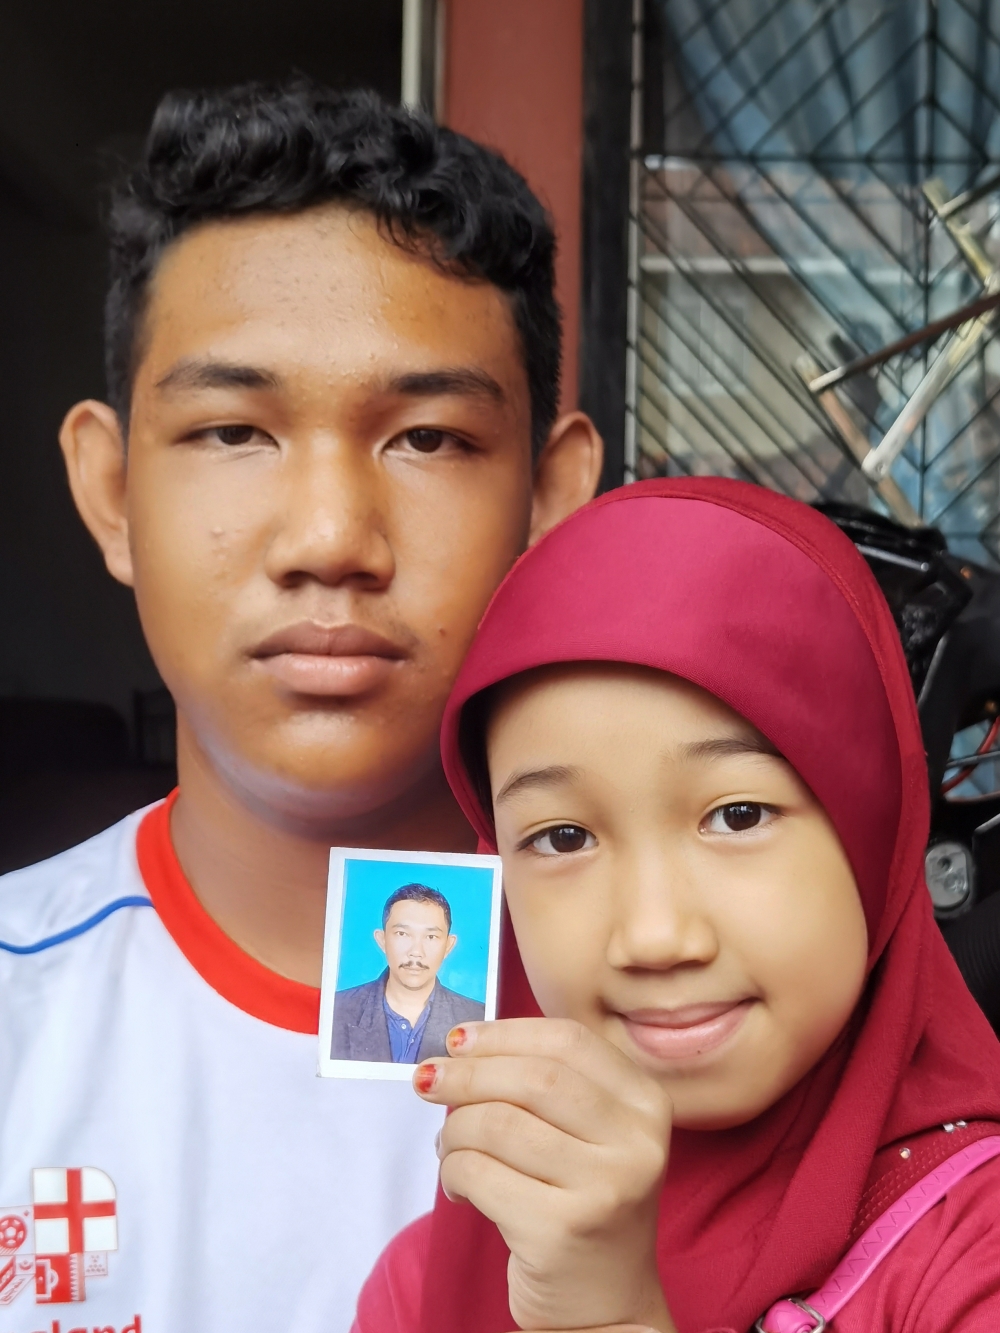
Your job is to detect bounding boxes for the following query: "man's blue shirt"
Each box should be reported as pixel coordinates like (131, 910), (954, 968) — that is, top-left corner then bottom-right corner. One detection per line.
(332, 970), (486, 1062)
(383, 986), (432, 1063)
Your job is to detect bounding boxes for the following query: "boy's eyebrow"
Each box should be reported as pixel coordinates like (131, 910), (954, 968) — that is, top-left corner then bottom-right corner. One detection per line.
(153, 362), (505, 404)
(495, 764), (580, 805)
(154, 358), (282, 394)
(384, 367), (506, 403)
(680, 735), (780, 762)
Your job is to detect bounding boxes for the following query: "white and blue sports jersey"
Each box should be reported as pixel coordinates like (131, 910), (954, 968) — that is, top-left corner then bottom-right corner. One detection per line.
(0, 795), (443, 1333)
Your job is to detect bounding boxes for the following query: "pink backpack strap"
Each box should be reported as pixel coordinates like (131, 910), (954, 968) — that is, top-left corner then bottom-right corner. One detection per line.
(756, 1135), (1000, 1332)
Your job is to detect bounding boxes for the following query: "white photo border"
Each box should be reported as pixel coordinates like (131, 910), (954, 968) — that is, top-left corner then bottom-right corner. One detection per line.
(317, 845), (504, 1080)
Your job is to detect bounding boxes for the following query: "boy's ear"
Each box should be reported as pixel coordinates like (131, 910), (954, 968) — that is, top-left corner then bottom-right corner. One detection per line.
(528, 411), (604, 546)
(59, 400), (134, 588)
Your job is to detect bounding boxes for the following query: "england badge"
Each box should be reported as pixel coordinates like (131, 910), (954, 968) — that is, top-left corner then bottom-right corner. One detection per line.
(0, 1166), (118, 1308)
(31, 1167), (118, 1256)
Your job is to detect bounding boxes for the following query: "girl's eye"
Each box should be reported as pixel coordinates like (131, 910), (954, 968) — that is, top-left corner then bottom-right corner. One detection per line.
(704, 802), (774, 834)
(529, 824), (596, 856)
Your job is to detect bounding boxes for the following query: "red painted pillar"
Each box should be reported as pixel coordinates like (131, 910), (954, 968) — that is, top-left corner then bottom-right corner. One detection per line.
(442, 0), (584, 415)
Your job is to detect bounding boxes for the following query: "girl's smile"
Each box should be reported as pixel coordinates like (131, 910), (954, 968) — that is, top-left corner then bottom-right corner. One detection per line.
(616, 998), (757, 1064)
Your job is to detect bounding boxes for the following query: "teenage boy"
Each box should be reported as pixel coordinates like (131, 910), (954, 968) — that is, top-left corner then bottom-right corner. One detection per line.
(0, 81), (601, 1331)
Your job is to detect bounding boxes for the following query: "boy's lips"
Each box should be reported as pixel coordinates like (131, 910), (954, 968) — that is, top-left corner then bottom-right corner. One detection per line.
(251, 622), (408, 697)
(620, 999), (755, 1061)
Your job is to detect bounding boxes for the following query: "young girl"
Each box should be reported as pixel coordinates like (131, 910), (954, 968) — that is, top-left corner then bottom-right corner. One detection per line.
(355, 478), (1000, 1333)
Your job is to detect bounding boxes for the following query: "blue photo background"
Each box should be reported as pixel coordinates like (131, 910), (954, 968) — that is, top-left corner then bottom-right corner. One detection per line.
(335, 858), (495, 1002)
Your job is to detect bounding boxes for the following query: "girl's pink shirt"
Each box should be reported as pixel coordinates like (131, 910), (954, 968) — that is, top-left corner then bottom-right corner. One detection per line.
(351, 1154), (1000, 1333)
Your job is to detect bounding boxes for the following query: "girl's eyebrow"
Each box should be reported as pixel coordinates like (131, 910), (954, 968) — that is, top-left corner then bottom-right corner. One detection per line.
(681, 735), (780, 762)
(494, 764), (581, 805)
(494, 739), (779, 805)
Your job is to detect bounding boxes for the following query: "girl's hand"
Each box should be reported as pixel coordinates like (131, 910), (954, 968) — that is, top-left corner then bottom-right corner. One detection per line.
(413, 1018), (677, 1332)
(520, 1327), (662, 1333)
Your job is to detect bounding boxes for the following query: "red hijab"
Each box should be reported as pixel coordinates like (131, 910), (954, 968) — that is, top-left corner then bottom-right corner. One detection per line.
(424, 478), (1000, 1333)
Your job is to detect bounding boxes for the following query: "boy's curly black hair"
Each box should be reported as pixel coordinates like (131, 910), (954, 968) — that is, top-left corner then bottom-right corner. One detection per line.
(105, 78), (561, 453)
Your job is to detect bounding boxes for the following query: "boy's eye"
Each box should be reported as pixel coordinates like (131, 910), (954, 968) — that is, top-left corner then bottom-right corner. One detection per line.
(704, 802), (773, 834)
(211, 424), (260, 446)
(406, 429), (445, 452)
(530, 824), (596, 856)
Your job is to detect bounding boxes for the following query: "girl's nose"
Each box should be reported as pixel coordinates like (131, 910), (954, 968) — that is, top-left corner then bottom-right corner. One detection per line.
(605, 849), (719, 972)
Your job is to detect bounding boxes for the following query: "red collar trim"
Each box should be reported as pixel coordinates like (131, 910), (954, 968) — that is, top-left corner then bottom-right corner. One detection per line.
(136, 791), (320, 1034)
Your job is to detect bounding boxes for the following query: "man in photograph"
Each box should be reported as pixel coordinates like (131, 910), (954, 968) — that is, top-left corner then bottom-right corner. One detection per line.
(333, 885), (485, 1063)
(0, 78), (601, 1332)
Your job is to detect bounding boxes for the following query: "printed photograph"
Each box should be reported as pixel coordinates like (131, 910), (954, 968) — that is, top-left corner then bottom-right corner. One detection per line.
(317, 848), (504, 1080)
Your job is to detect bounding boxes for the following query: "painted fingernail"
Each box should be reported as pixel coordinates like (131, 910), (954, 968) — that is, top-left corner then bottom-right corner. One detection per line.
(414, 1062), (439, 1094)
(447, 1025), (470, 1052)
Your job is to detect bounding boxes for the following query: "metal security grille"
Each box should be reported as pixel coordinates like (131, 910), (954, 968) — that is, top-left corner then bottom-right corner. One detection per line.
(631, 0), (1000, 565)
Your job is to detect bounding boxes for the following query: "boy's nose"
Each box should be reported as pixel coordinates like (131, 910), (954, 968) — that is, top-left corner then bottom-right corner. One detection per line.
(262, 436), (395, 591)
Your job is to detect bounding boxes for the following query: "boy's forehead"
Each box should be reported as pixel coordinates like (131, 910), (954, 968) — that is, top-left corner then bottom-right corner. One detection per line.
(135, 204), (527, 405)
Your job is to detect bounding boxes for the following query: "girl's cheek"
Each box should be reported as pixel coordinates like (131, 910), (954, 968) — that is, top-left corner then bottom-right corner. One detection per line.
(756, 875), (867, 1084)
(506, 891), (599, 1019)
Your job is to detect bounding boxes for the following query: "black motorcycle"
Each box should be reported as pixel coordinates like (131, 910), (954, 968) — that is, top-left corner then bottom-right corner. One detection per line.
(817, 502), (1000, 1030)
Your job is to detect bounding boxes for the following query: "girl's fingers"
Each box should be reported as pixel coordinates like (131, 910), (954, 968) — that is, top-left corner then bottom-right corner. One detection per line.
(439, 1099), (594, 1188)
(438, 1144), (558, 1226)
(516, 1326), (663, 1333)
(416, 1051), (633, 1143)
(447, 1017), (654, 1103)
(414, 1020), (670, 1144)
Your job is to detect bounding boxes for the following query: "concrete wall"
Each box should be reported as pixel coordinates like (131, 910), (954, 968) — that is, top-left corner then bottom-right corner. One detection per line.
(443, 0), (584, 416)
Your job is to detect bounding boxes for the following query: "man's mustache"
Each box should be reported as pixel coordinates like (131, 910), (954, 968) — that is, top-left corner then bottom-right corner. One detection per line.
(400, 961), (430, 971)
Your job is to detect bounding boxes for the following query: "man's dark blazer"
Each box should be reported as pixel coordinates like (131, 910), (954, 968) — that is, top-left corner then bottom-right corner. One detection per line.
(331, 969), (485, 1062)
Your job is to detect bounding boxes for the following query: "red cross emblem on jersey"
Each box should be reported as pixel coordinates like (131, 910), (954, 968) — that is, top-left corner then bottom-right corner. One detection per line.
(31, 1168), (117, 1256)
(0, 1167), (119, 1309)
